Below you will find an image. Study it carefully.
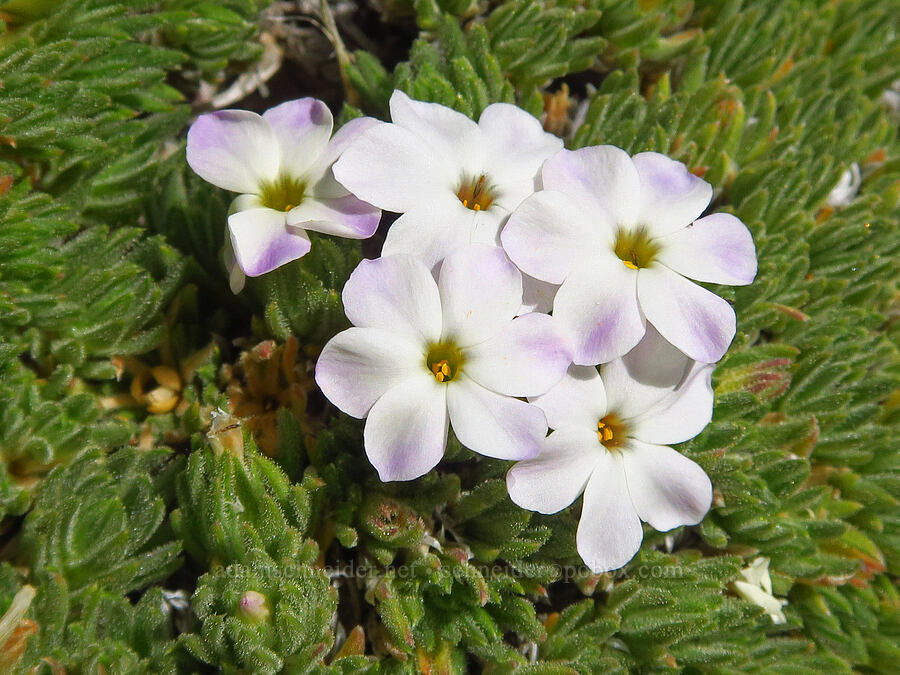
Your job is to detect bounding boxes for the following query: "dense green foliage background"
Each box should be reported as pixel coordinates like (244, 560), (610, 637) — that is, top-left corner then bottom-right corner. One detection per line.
(0, 0), (898, 672)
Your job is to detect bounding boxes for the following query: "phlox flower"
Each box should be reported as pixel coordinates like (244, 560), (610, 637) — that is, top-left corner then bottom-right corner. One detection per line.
(186, 98), (381, 282)
(332, 90), (564, 311)
(501, 145), (757, 364)
(315, 245), (572, 481)
(506, 327), (714, 573)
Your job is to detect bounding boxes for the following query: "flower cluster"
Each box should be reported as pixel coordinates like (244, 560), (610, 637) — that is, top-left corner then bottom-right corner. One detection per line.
(187, 91), (758, 573)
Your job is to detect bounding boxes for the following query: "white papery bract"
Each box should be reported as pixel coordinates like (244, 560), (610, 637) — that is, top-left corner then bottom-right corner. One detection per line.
(506, 327), (714, 573)
(332, 90), (564, 311)
(186, 98), (381, 281)
(315, 245), (572, 481)
(502, 145), (758, 364)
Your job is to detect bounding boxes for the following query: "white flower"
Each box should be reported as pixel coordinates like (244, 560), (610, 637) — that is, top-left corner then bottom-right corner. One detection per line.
(501, 146), (758, 364)
(332, 90), (564, 311)
(315, 245), (572, 481)
(186, 98), (381, 280)
(506, 327), (714, 573)
(732, 557), (788, 624)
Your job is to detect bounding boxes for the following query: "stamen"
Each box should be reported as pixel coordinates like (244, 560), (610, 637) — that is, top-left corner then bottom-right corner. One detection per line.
(431, 360), (452, 382)
(425, 342), (464, 383)
(596, 414), (627, 450)
(457, 174), (495, 211)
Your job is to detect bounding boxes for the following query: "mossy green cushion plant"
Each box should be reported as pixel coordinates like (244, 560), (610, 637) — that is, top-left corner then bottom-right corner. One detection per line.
(0, 0), (898, 673)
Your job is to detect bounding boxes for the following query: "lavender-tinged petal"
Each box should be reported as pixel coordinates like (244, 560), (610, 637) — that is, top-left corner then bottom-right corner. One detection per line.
(501, 190), (606, 285)
(227, 208), (310, 277)
(332, 121), (457, 212)
(312, 116), (381, 198)
(464, 312), (572, 397)
(187, 110), (279, 193)
(637, 264), (736, 363)
(628, 361), (715, 445)
(655, 212), (758, 286)
(632, 152), (713, 238)
(261, 98), (333, 178)
(447, 376), (545, 461)
(552, 260), (646, 365)
(389, 90), (484, 175)
(287, 195), (380, 239)
(530, 364), (608, 432)
(381, 198), (480, 272)
(342, 255), (442, 344)
(601, 325), (693, 420)
(506, 428), (602, 514)
(576, 453), (643, 573)
(622, 439), (712, 531)
(315, 327), (425, 418)
(439, 245), (523, 347)
(478, 102), (564, 209)
(364, 374), (449, 481)
(541, 146), (641, 228)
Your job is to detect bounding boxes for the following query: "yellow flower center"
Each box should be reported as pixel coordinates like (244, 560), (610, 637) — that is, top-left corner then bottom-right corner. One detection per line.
(425, 342), (464, 383)
(613, 226), (659, 270)
(259, 174), (307, 212)
(596, 413), (627, 450)
(456, 174), (495, 211)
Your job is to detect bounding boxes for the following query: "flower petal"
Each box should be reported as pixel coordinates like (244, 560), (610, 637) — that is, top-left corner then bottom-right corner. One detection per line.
(364, 374), (449, 481)
(187, 110), (279, 193)
(622, 440), (712, 531)
(506, 428), (602, 514)
(628, 361), (714, 445)
(439, 245), (522, 347)
(342, 255), (442, 343)
(521, 274), (559, 314)
(541, 146), (641, 227)
(637, 265), (736, 363)
(501, 190), (605, 284)
(319, 116), (380, 169)
(222, 230), (246, 294)
(332, 121), (456, 212)
(552, 261), (646, 365)
(655, 212), (757, 285)
(530, 364), (607, 432)
(477, 102), (563, 209)
(576, 453), (643, 573)
(261, 98), (333, 178)
(315, 327), (425, 418)
(227, 208), (310, 277)
(633, 152), (712, 237)
(601, 325), (693, 420)
(286, 194), (380, 239)
(447, 375), (545, 460)
(312, 116), (380, 199)
(389, 90), (483, 175)
(381, 198), (479, 272)
(464, 312), (572, 397)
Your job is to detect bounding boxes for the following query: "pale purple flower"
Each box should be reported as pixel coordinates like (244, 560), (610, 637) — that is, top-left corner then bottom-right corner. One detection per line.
(315, 246), (572, 481)
(501, 146), (758, 364)
(332, 90), (564, 311)
(506, 327), (714, 573)
(186, 98), (381, 280)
